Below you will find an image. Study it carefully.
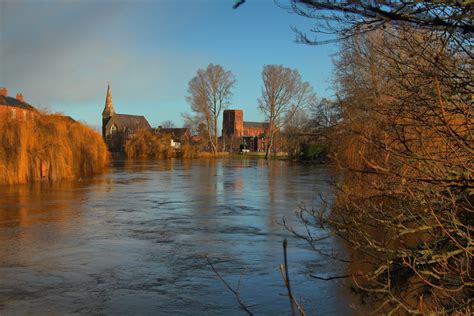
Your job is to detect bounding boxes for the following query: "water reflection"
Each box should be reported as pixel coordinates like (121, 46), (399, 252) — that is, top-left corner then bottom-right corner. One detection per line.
(0, 181), (85, 231)
(0, 159), (357, 315)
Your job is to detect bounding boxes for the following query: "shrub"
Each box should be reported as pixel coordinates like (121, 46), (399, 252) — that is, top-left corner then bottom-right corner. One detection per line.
(125, 130), (200, 159)
(124, 130), (175, 159)
(301, 143), (326, 161)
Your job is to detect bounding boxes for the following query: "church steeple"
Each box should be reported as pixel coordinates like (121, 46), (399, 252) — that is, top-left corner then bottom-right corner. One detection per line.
(102, 81), (115, 118)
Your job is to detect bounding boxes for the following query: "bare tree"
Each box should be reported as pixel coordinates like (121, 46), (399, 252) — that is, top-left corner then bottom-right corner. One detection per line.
(283, 2), (473, 312)
(283, 109), (309, 160)
(309, 98), (341, 129)
(286, 27), (473, 314)
(258, 65), (316, 159)
(160, 120), (175, 128)
(182, 112), (202, 134)
(288, 1), (472, 49)
(186, 64), (236, 155)
(234, 1), (472, 52)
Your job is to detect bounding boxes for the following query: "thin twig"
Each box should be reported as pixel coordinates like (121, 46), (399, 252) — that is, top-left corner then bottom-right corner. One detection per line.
(283, 239), (296, 316)
(280, 239), (306, 316)
(280, 265), (307, 316)
(206, 257), (253, 316)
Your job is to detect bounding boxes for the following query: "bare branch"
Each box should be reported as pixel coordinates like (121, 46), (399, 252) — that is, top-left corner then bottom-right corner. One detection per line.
(206, 257), (254, 316)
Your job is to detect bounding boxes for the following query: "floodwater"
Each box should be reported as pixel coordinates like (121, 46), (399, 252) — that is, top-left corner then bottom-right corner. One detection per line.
(0, 159), (357, 315)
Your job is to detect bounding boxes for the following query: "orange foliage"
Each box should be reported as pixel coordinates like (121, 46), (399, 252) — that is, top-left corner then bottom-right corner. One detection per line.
(125, 130), (175, 159)
(0, 113), (109, 184)
(180, 142), (199, 158)
(125, 130), (199, 159)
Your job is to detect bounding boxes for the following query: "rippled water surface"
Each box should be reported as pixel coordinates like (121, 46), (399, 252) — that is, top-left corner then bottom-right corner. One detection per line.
(0, 159), (356, 315)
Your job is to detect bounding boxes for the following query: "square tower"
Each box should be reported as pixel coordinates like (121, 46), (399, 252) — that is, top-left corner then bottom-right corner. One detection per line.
(222, 109), (243, 137)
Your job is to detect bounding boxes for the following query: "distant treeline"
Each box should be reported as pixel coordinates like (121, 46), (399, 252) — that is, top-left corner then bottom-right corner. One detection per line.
(0, 113), (109, 184)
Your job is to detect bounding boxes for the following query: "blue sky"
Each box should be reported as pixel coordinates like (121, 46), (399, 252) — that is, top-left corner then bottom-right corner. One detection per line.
(0, 0), (337, 128)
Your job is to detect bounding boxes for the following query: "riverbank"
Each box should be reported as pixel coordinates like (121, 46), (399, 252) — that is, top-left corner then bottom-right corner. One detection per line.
(197, 151), (290, 160)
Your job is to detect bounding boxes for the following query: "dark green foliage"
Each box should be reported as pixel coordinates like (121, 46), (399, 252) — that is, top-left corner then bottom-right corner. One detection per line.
(301, 143), (326, 161)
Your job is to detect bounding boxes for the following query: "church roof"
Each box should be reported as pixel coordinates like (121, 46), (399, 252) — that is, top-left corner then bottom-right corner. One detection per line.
(0, 95), (36, 111)
(243, 121), (269, 129)
(102, 81), (115, 117)
(156, 128), (191, 140)
(106, 113), (151, 131)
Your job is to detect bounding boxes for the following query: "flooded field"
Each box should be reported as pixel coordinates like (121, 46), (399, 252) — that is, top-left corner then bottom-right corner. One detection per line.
(0, 159), (356, 315)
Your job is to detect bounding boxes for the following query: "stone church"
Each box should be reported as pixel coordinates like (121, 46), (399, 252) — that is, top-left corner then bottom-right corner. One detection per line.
(222, 109), (276, 152)
(102, 82), (151, 151)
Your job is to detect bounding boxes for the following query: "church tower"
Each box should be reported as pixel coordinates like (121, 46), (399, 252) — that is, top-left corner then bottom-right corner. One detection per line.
(102, 81), (115, 139)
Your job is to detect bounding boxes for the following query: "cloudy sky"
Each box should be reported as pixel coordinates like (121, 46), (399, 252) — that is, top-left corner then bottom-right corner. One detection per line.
(0, 0), (337, 128)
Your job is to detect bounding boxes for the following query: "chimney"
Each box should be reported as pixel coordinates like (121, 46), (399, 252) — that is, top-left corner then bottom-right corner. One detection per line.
(16, 93), (24, 102)
(0, 87), (7, 97)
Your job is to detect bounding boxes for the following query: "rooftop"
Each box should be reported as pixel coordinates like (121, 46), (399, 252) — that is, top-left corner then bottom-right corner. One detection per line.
(156, 127), (191, 140)
(243, 121), (269, 129)
(108, 113), (152, 130)
(0, 95), (36, 112)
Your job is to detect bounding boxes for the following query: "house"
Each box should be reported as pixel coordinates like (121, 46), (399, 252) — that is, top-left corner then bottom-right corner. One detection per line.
(0, 87), (37, 120)
(155, 127), (191, 149)
(101, 82), (152, 152)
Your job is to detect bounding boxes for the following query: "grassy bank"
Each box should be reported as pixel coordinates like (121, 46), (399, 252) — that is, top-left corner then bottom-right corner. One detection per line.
(0, 114), (109, 184)
(198, 152), (289, 160)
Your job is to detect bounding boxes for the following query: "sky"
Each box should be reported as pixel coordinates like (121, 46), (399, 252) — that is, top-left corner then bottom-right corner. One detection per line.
(0, 0), (337, 129)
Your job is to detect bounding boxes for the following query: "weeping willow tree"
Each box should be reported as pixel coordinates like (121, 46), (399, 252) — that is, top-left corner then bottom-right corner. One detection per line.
(0, 113), (109, 184)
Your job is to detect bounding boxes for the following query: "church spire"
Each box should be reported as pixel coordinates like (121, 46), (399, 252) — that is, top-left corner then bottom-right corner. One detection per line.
(102, 81), (115, 118)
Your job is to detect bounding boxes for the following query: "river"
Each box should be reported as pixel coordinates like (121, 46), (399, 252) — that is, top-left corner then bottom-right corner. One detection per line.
(0, 159), (357, 315)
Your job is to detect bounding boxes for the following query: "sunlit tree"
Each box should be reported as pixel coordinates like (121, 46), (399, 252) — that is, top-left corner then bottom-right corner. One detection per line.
(258, 64), (316, 159)
(186, 64), (236, 155)
(160, 120), (175, 128)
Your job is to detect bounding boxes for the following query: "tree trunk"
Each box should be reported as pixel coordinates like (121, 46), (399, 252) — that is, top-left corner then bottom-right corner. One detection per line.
(214, 115), (218, 156)
(206, 120), (216, 155)
(265, 117), (275, 160)
(265, 139), (273, 160)
(265, 129), (274, 160)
